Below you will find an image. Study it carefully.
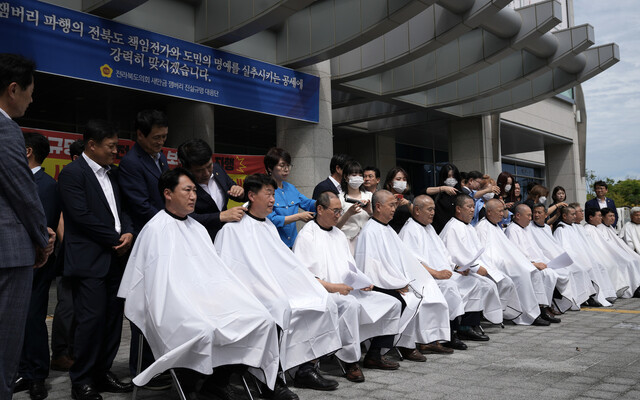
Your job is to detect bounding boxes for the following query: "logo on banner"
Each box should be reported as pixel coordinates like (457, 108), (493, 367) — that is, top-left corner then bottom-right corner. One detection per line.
(100, 64), (113, 78)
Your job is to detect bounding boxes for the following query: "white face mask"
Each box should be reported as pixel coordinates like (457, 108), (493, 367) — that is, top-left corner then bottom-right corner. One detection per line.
(348, 176), (364, 189)
(483, 192), (495, 201)
(539, 196), (547, 204)
(444, 178), (458, 187)
(504, 184), (512, 192)
(392, 180), (407, 193)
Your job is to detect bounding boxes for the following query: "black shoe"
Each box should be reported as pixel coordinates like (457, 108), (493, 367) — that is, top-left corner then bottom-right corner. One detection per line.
(586, 297), (603, 307)
(71, 384), (102, 400)
(13, 376), (30, 393)
(201, 383), (246, 400)
(29, 379), (48, 400)
(294, 367), (339, 391)
(633, 287), (640, 298)
(458, 327), (489, 341)
(540, 308), (561, 323)
(263, 379), (299, 400)
(95, 371), (133, 393)
(143, 372), (173, 391)
(442, 333), (468, 350)
(532, 315), (551, 326)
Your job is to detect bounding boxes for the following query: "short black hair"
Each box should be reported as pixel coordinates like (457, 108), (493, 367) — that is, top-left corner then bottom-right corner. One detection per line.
(467, 170), (483, 180)
(364, 166), (380, 179)
(177, 138), (213, 169)
(454, 193), (472, 208)
(585, 207), (601, 221)
(437, 163), (461, 188)
(69, 140), (85, 160)
(264, 147), (291, 174)
(244, 173), (277, 199)
(23, 131), (50, 164)
(560, 206), (575, 219)
(600, 207), (614, 217)
(532, 202), (547, 212)
(551, 186), (566, 203)
(135, 109), (168, 137)
(83, 120), (117, 144)
(0, 53), (35, 92)
(594, 180), (608, 190)
(158, 167), (196, 199)
(316, 191), (338, 211)
(330, 154), (351, 174)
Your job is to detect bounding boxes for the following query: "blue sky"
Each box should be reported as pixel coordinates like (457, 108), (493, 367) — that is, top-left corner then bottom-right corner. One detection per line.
(574, 1), (640, 181)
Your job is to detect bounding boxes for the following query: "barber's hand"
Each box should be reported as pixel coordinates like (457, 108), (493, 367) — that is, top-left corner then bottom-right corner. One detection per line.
(397, 285), (409, 296)
(434, 270), (453, 280)
(360, 285), (374, 292)
(228, 185), (244, 198)
(330, 283), (354, 295)
(297, 211), (315, 222)
(345, 203), (361, 216)
(492, 185), (501, 195)
(113, 233), (134, 256)
(476, 266), (488, 276)
(220, 206), (247, 223)
(397, 197), (410, 207)
(505, 202), (515, 209)
(556, 202), (568, 208)
(441, 186), (458, 196)
(533, 262), (547, 270)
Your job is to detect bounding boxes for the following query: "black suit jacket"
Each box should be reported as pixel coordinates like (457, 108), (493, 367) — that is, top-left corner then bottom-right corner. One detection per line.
(58, 156), (133, 278)
(312, 177), (339, 200)
(34, 168), (61, 279)
(190, 163), (241, 242)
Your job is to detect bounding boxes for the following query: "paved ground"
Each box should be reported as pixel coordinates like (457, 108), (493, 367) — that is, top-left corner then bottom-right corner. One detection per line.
(15, 295), (640, 400)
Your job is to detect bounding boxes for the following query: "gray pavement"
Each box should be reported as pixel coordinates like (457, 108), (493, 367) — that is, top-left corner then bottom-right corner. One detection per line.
(15, 297), (640, 400)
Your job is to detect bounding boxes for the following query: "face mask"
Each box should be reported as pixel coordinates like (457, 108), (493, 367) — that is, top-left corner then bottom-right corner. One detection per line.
(348, 176), (364, 189)
(539, 196), (547, 203)
(392, 180), (407, 193)
(504, 184), (512, 192)
(483, 192), (495, 201)
(444, 178), (458, 187)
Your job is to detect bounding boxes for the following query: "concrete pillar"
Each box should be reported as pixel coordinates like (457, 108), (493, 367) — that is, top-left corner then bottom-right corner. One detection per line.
(276, 60), (333, 198)
(165, 101), (215, 149)
(544, 142), (585, 204)
(376, 134), (397, 182)
(449, 115), (501, 177)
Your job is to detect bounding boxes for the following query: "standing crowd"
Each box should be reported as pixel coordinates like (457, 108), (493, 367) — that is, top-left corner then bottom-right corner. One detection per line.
(3, 53), (640, 400)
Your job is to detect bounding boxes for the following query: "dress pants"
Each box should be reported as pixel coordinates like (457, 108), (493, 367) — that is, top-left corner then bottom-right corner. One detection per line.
(128, 321), (155, 378)
(51, 276), (75, 359)
(371, 286), (406, 349)
(69, 256), (125, 386)
(0, 266), (33, 398)
(19, 261), (55, 380)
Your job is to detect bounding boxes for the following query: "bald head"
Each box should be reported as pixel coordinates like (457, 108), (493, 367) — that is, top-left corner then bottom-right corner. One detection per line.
(413, 194), (435, 225)
(372, 189), (397, 224)
(513, 203), (532, 227)
(485, 198), (505, 224)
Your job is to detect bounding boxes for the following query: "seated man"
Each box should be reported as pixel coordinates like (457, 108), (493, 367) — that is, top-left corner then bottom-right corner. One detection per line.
(399, 195), (503, 346)
(214, 174), (342, 394)
(506, 204), (585, 313)
(553, 206), (616, 305)
(620, 207), (640, 254)
(525, 203), (596, 310)
(354, 190), (451, 362)
(583, 208), (640, 298)
(117, 168), (281, 399)
(293, 191), (402, 381)
(475, 199), (557, 326)
(440, 195), (522, 324)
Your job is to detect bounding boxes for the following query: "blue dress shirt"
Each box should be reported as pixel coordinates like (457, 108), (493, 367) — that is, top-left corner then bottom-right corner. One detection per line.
(267, 181), (316, 247)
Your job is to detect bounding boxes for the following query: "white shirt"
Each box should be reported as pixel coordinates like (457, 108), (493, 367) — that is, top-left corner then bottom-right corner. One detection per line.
(82, 152), (121, 234)
(199, 173), (226, 211)
(329, 176), (342, 194)
(0, 106), (10, 119)
(597, 198), (607, 209)
(31, 166), (42, 175)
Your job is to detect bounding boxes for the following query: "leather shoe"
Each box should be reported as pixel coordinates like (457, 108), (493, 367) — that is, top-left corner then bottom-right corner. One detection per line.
(51, 354), (74, 371)
(13, 376), (30, 393)
(634, 287), (640, 298)
(540, 308), (561, 323)
(267, 379), (299, 400)
(294, 367), (338, 391)
(419, 342), (453, 354)
(344, 362), (365, 382)
(143, 372), (173, 390)
(29, 379), (48, 400)
(532, 315), (551, 326)
(201, 383), (246, 400)
(443, 333), (467, 350)
(458, 327), (489, 341)
(586, 297), (603, 307)
(362, 355), (399, 370)
(95, 371), (133, 393)
(71, 384), (102, 400)
(398, 347), (426, 362)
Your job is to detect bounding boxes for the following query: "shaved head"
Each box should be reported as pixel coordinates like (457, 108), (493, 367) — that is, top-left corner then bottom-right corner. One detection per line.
(485, 198), (503, 212)
(413, 194), (433, 209)
(372, 189), (394, 210)
(514, 203), (530, 215)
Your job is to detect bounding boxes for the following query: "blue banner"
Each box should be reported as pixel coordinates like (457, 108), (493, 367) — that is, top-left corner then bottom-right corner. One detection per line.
(0, 0), (319, 122)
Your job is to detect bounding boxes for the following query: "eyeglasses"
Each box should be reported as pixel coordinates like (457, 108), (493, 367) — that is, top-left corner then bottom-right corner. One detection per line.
(276, 163), (292, 170)
(327, 207), (344, 216)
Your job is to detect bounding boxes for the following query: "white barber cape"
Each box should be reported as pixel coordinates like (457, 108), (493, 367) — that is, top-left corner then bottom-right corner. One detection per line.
(475, 218), (544, 325)
(527, 221), (595, 309)
(505, 222), (581, 312)
(214, 213), (341, 371)
(118, 211), (280, 388)
(620, 222), (640, 255)
(440, 217), (522, 322)
(293, 221), (401, 363)
(553, 222), (615, 305)
(583, 224), (640, 298)
(355, 218), (450, 347)
(399, 218), (503, 324)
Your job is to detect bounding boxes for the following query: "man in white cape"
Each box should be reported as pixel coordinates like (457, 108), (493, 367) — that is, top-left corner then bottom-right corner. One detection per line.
(214, 174), (343, 393)
(505, 204), (587, 313)
(293, 191), (402, 381)
(440, 195), (523, 324)
(526, 203), (596, 310)
(117, 168), (281, 399)
(399, 195), (503, 346)
(620, 207), (640, 255)
(475, 199), (553, 326)
(553, 205), (616, 306)
(354, 190), (450, 362)
(583, 207), (640, 298)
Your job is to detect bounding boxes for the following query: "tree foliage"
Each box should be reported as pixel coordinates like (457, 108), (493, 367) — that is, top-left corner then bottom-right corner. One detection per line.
(586, 170), (640, 207)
